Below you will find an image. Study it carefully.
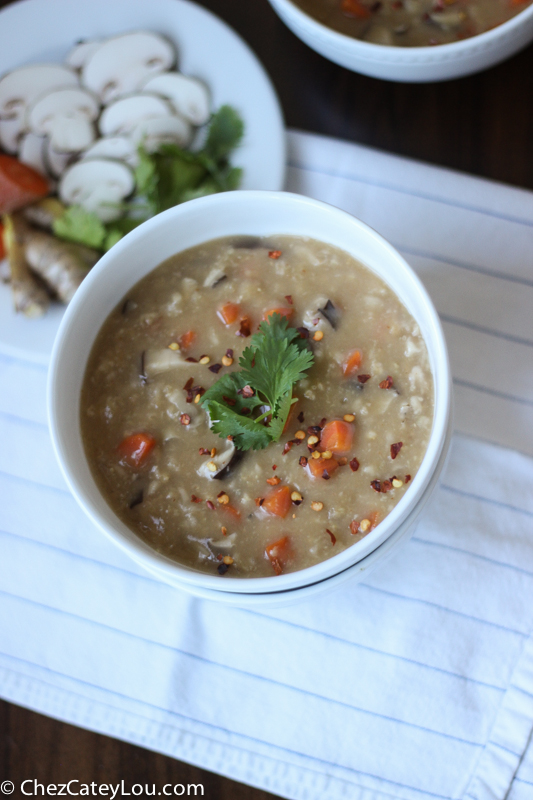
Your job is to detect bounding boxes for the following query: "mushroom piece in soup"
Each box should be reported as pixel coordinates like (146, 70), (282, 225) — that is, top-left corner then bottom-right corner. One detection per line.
(81, 235), (433, 578)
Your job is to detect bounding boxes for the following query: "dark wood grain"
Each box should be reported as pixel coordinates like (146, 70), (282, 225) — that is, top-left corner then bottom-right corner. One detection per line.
(1, 0), (532, 795)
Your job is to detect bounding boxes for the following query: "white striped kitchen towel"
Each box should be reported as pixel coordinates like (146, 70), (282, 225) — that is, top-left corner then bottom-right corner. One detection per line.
(0, 129), (532, 800)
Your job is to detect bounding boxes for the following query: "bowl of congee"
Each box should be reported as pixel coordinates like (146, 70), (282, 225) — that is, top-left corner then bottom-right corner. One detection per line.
(267, 0), (533, 82)
(48, 191), (452, 605)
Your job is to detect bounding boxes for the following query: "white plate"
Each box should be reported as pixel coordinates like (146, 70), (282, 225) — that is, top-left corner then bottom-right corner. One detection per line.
(0, 0), (286, 365)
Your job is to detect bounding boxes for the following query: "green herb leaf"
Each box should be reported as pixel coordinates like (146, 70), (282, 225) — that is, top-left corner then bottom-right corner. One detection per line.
(53, 205), (106, 249)
(203, 105), (244, 162)
(201, 314), (314, 451)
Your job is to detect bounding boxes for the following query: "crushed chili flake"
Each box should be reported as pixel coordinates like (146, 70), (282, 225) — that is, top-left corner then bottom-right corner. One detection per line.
(255, 497), (264, 507)
(183, 377), (194, 391)
(285, 294), (293, 304)
(296, 327), (309, 339)
(405, 474), (412, 483)
(349, 520), (359, 535)
(326, 529), (337, 545)
(390, 442), (403, 459)
(299, 456), (308, 467)
(319, 418), (327, 428)
(282, 441), (293, 455)
(290, 437), (303, 446)
(382, 479), (392, 493)
(297, 411), (305, 423)
(239, 384), (255, 398)
(379, 376), (394, 389)
(180, 414), (191, 426)
(272, 464), (277, 470)
(307, 425), (322, 436)
(358, 374), (371, 384)
(237, 316), (252, 337)
(191, 495), (202, 503)
(241, 407), (251, 415)
(185, 356), (199, 363)
(267, 476), (281, 486)
(198, 448), (210, 455)
(209, 363), (222, 374)
(268, 250), (281, 259)
(226, 348), (234, 358)
(370, 480), (382, 493)
(349, 457), (360, 472)
(206, 500), (215, 510)
(222, 395), (236, 406)
(217, 562), (230, 575)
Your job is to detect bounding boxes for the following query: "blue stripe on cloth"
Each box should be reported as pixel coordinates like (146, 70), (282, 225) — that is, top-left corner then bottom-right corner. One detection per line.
(440, 315), (533, 349)
(411, 537), (533, 579)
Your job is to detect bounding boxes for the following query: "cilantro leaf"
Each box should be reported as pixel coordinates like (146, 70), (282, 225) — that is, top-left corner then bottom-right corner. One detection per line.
(53, 206), (106, 249)
(203, 105), (244, 162)
(201, 314), (314, 451)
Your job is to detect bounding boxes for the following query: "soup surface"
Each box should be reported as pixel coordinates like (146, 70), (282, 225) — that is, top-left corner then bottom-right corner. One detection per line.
(81, 235), (433, 578)
(293, 0), (531, 47)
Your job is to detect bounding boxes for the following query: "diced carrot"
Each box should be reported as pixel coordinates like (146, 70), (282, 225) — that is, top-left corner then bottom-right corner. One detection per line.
(262, 484), (292, 518)
(307, 457), (340, 479)
(178, 330), (196, 350)
(222, 504), (241, 520)
(342, 349), (362, 377)
(217, 302), (241, 325)
(0, 154), (49, 214)
(117, 433), (156, 468)
(265, 535), (293, 575)
(320, 419), (354, 454)
(262, 307), (294, 321)
(341, 0), (372, 17)
(0, 222), (5, 261)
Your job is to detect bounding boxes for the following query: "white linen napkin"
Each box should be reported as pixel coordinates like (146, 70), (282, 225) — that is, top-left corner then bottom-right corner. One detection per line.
(1, 130), (533, 800)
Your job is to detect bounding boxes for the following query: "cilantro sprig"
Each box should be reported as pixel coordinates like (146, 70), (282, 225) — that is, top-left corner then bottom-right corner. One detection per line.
(201, 314), (314, 451)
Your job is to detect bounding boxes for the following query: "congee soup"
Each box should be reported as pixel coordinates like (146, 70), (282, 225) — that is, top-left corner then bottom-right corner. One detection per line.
(292, 0), (532, 47)
(81, 236), (434, 578)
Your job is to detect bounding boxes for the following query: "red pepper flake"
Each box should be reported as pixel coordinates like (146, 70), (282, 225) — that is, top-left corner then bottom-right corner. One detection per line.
(268, 250), (281, 259)
(282, 441), (293, 455)
(370, 480), (382, 493)
(206, 500), (215, 510)
(382, 479), (392, 493)
(379, 376), (394, 389)
(191, 495), (202, 503)
(225, 348), (234, 358)
(239, 384), (255, 398)
(326, 529), (337, 545)
(296, 327), (309, 339)
(222, 395), (236, 406)
(217, 562), (230, 575)
(390, 442), (403, 460)
(358, 374), (371, 384)
(272, 464), (277, 470)
(297, 411), (305, 423)
(209, 363), (222, 374)
(186, 356), (199, 363)
(255, 497), (265, 507)
(405, 474), (412, 483)
(183, 377), (194, 391)
(237, 316), (252, 337)
(267, 476), (281, 486)
(285, 294), (293, 305)
(290, 438), (303, 446)
(349, 457), (360, 472)
(319, 418), (327, 428)
(307, 425), (322, 436)
(180, 414), (191, 426)
(199, 448), (210, 455)
(299, 456), (308, 467)
(349, 520), (359, 535)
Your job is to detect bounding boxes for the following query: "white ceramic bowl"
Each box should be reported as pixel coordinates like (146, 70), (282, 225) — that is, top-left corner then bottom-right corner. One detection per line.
(268, 0), (533, 82)
(48, 191), (452, 601)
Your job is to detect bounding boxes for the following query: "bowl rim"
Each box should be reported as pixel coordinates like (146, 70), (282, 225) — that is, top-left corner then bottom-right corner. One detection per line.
(269, 0), (533, 60)
(47, 190), (452, 595)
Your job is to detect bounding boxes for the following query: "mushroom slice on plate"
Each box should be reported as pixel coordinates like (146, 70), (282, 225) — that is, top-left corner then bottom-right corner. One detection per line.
(131, 114), (192, 152)
(99, 93), (171, 137)
(141, 73), (210, 126)
(65, 40), (103, 71)
(27, 87), (100, 154)
(18, 133), (48, 176)
(59, 158), (134, 222)
(0, 64), (79, 145)
(80, 135), (138, 166)
(82, 31), (175, 105)
(43, 139), (75, 179)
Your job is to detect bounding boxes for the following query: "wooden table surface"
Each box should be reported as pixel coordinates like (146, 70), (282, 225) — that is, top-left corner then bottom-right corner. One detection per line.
(2, 0), (532, 796)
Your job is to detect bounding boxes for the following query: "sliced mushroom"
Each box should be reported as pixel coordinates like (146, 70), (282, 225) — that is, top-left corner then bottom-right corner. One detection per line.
(18, 133), (48, 176)
(197, 441), (244, 480)
(80, 135), (138, 166)
(99, 93), (171, 137)
(27, 87), (100, 153)
(141, 347), (191, 379)
(82, 31), (175, 105)
(43, 139), (75, 178)
(65, 40), (103, 71)
(140, 72), (210, 126)
(59, 158), (134, 222)
(130, 114), (192, 152)
(203, 267), (227, 288)
(0, 117), (22, 153)
(318, 299), (341, 329)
